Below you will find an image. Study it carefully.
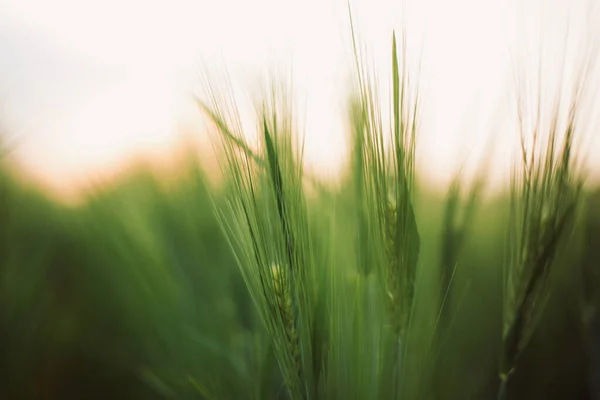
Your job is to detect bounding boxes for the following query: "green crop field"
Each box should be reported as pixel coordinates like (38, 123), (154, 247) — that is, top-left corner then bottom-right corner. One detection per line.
(0, 19), (599, 400)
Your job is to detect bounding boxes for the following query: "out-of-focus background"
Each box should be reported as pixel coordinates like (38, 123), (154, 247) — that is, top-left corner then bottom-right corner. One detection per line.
(0, 0), (599, 398)
(1, 0), (598, 197)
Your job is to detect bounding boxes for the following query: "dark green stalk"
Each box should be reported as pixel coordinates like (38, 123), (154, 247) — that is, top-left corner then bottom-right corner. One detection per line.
(499, 49), (588, 398)
(582, 190), (600, 400)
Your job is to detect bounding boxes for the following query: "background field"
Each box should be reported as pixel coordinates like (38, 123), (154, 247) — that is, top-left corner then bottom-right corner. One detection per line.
(0, 148), (597, 399)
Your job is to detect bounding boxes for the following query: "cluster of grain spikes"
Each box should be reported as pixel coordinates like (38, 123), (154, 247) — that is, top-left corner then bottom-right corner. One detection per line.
(349, 16), (421, 396)
(498, 62), (589, 399)
(383, 30), (420, 345)
(198, 81), (320, 400)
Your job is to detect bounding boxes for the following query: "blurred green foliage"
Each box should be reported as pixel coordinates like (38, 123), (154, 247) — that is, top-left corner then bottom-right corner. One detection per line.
(0, 154), (597, 399)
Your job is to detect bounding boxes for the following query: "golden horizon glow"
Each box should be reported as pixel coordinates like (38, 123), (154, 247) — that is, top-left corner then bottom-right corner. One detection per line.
(0, 0), (599, 199)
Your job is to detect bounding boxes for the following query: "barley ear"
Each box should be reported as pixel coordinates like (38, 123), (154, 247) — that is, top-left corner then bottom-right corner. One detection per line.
(499, 51), (588, 396)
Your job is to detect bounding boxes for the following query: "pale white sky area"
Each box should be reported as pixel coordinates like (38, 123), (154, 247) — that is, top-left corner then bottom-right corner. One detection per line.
(0, 0), (598, 197)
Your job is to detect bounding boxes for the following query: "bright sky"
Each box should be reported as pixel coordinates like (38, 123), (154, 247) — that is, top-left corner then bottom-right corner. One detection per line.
(0, 0), (598, 197)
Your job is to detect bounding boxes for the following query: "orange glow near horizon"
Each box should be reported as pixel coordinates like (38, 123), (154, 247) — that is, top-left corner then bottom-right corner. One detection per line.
(0, 0), (599, 201)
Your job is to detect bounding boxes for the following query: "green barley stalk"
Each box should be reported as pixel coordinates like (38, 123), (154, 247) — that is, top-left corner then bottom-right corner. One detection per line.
(581, 190), (600, 399)
(350, 25), (420, 339)
(386, 30), (421, 345)
(498, 56), (590, 399)
(349, 10), (421, 396)
(201, 80), (319, 399)
(348, 94), (372, 277)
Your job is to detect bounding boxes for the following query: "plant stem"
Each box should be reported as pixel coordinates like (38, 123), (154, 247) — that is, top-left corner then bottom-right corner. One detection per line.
(497, 376), (508, 400)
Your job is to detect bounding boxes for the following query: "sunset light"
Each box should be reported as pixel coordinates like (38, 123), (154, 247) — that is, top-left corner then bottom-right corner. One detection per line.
(0, 0), (598, 195)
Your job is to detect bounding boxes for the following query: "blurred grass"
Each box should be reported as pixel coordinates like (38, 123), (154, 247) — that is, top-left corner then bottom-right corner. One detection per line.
(0, 150), (596, 398)
(0, 159), (262, 399)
